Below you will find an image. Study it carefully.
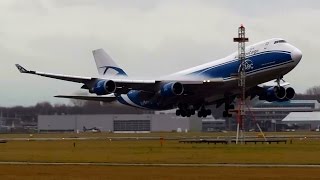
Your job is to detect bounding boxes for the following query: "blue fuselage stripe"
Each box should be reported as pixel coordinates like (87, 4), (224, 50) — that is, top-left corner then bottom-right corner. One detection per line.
(189, 51), (292, 78)
(192, 50), (290, 74)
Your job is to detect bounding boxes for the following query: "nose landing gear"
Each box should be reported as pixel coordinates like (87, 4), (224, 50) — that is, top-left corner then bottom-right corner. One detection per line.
(223, 103), (234, 117)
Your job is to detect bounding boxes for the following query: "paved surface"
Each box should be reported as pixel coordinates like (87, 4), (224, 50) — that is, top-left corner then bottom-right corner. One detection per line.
(1, 134), (320, 142)
(0, 162), (320, 167)
(0, 137), (170, 141)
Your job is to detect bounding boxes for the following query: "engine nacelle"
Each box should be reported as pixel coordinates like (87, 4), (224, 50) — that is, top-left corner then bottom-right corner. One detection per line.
(285, 87), (295, 100)
(260, 86), (286, 102)
(90, 80), (116, 95)
(160, 82), (184, 97)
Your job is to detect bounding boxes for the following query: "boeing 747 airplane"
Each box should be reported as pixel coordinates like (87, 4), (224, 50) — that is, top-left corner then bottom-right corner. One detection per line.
(16, 37), (302, 118)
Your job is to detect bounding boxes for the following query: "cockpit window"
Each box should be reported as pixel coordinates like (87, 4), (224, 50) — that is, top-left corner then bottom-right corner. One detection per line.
(274, 40), (287, 44)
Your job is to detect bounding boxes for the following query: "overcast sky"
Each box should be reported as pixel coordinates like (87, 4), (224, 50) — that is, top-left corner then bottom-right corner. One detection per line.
(1, 0), (319, 106)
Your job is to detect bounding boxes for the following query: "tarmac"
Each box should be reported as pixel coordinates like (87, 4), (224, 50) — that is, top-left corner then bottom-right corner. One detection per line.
(1, 134), (320, 142)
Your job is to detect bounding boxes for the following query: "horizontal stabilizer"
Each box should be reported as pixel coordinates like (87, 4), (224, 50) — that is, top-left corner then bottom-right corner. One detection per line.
(55, 95), (117, 102)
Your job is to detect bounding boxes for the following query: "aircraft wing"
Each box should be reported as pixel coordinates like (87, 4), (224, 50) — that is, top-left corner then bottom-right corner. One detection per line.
(55, 94), (117, 102)
(15, 64), (92, 83)
(15, 64), (225, 94)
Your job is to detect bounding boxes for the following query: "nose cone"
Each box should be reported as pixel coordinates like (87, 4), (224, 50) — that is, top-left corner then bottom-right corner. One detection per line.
(291, 48), (302, 63)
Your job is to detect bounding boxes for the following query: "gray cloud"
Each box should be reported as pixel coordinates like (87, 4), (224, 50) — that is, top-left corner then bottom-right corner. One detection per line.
(0, 0), (319, 106)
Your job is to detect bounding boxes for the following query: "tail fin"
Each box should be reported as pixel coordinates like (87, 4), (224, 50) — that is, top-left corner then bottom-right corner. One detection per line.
(92, 48), (127, 77)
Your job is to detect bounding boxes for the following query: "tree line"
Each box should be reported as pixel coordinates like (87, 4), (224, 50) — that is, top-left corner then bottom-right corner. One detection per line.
(0, 101), (150, 122)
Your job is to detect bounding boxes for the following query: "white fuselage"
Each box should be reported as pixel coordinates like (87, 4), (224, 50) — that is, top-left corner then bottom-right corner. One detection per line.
(117, 38), (302, 110)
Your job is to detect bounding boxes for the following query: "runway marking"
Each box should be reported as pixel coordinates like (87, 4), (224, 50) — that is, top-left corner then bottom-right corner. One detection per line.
(1, 162), (320, 168)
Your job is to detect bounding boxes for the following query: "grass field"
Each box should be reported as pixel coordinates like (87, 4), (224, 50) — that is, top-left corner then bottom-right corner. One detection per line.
(1, 132), (320, 179)
(0, 136), (320, 164)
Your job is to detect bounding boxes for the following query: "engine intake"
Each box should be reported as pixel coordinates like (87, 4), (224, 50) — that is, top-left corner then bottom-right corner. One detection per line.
(160, 82), (184, 97)
(91, 80), (116, 95)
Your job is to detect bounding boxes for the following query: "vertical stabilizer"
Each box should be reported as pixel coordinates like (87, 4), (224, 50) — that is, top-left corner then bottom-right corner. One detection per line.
(92, 49), (127, 76)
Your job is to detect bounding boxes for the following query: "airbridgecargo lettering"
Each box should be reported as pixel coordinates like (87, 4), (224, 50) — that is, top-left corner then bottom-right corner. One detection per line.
(247, 49), (259, 56)
(16, 38), (302, 117)
(234, 48), (259, 59)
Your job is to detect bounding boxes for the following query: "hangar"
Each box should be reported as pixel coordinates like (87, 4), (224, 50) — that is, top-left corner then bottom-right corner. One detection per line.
(282, 112), (320, 130)
(38, 114), (202, 133)
(248, 100), (320, 131)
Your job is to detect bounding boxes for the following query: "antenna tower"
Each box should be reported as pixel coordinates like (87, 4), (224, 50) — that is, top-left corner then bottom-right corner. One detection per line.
(233, 25), (248, 144)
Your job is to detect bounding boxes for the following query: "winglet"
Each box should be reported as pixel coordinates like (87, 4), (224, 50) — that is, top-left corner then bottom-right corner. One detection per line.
(15, 64), (29, 73)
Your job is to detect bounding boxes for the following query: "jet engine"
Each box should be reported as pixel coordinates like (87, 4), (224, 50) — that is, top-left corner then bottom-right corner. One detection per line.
(90, 80), (116, 95)
(285, 87), (295, 100)
(259, 86), (286, 102)
(160, 82), (184, 97)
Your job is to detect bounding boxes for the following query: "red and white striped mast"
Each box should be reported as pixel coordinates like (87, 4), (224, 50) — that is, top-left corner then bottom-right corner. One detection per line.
(233, 24), (248, 144)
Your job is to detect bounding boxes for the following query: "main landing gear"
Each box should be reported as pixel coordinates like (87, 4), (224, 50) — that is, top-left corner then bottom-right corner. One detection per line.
(175, 109), (195, 117)
(197, 106), (211, 118)
(176, 104), (195, 117)
(175, 104), (211, 118)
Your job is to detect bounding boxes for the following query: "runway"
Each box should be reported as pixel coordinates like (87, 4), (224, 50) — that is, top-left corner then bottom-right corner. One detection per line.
(1, 162), (320, 168)
(1, 134), (320, 142)
(0, 136), (173, 141)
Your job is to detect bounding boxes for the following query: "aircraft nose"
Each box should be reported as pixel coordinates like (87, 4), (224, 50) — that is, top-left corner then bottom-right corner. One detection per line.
(291, 48), (302, 63)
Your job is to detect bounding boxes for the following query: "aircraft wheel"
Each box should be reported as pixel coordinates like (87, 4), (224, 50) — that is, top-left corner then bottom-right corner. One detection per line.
(176, 109), (181, 116)
(223, 111), (228, 117)
(191, 109), (195, 115)
(206, 109), (212, 116)
(181, 110), (186, 117)
(203, 113), (207, 118)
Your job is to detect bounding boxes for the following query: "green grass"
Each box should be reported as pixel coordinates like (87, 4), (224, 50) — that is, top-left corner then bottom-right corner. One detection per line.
(0, 138), (320, 164)
(1, 133), (320, 179)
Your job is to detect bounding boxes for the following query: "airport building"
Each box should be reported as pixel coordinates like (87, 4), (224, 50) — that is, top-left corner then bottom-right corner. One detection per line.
(32, 100), (320, 133)
(282, 112), (320, 131)
(202, 119), (226, 132)
(37, 100), (320, 133)
(248, 100), (320, 131)
(38, 114), (202, 133)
